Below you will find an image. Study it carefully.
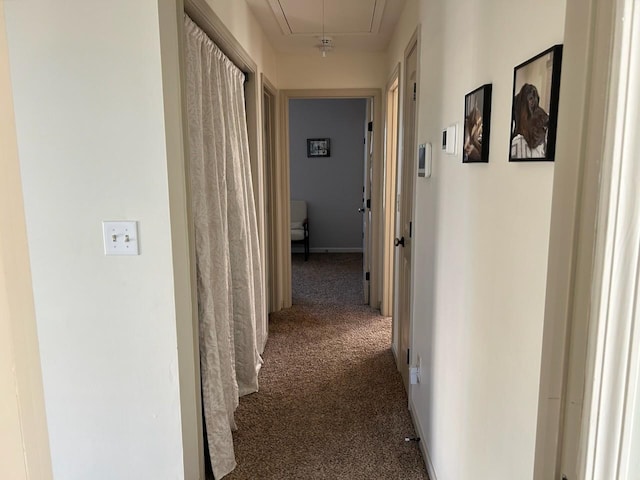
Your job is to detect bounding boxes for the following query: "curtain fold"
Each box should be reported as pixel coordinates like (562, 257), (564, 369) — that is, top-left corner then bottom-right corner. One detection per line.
(184, 14), (265, 479)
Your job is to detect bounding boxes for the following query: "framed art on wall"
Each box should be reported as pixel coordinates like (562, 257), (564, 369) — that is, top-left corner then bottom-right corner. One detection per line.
(463, 83), (492, 163)
(307, 138), (330, 157)
(509, 44), (563, 162)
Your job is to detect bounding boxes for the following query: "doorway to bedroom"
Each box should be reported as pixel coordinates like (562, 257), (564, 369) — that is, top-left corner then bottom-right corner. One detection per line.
(284, 95), (380, 304)
(287, 97), (369, 306)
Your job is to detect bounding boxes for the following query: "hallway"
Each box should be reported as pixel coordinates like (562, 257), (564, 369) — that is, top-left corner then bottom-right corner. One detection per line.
(224, 253), (428, 479)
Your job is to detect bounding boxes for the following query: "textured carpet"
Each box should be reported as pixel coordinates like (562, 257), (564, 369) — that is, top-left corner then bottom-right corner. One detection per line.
(220, 253), (428, 479)
(291, 253), (365, 306)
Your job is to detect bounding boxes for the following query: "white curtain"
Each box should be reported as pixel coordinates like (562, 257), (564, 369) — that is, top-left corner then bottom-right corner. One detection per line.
(184, 15), (265, 479)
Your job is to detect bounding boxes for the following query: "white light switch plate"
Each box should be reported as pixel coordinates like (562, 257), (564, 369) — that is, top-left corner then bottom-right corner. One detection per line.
(103, 221), (139, 256)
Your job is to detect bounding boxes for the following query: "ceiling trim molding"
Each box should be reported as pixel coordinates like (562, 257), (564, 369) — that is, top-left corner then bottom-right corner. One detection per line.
(371, 0), (386, 34)
(267, 0), (292, 35)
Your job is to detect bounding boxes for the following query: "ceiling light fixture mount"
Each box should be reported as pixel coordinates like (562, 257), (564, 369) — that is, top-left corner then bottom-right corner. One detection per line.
(316, 0), (333, 57)
(318, 37), (333, 57)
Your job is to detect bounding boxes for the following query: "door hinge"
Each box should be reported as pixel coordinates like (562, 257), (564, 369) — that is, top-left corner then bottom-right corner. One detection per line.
(413, 82), (417, 101)
(366, 198), (371, 209)
(407, 348), (410, 364)
(368, 121), (373, 132)
(409, 221), (412, 237)
(365, 271), (370, 281)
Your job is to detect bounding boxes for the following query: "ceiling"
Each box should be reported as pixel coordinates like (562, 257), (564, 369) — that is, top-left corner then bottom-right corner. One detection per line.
(245, 0), (407, 54)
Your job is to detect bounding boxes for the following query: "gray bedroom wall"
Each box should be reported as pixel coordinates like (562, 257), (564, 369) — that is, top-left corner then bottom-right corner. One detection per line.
(289, 98), (367, 252)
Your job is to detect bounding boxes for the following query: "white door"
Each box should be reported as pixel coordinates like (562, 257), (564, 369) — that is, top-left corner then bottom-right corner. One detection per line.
(362, 99), (373, 304)
(396, 42), (418, 389)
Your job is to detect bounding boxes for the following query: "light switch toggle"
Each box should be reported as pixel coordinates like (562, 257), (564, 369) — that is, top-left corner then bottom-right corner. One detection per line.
(103, 221), (139, 256)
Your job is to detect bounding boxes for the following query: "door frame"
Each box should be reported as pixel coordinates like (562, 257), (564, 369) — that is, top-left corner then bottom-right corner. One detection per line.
(279, 89), (384, 309)
(533, 0), (640, 477)
(395, 29), (420, 389)
(261, 75), (283, 315)
(382, 64), (400, 319)
(363, 98), (374, 305)
(572, 0), (640, 476)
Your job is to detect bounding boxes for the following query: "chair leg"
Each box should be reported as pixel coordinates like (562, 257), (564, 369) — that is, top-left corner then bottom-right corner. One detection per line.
(304, 237), (309, 261)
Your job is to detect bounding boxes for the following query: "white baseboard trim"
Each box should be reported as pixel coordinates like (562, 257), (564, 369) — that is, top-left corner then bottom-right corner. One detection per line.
(408, 396), (438, 480)
(291, 247), (363, 253)
(391, 343), (398, 365)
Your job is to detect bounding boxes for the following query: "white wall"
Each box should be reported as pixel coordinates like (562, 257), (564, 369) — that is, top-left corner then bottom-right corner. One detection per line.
(289, 98), (367, 252)
(385, 0), (567, 478)
(4, 1), (189, 478)
(385, 0), (419, 76)
(278, 52), (387, 90)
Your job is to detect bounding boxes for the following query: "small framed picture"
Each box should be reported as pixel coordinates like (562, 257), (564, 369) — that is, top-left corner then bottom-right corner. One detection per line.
(307, 138), (330, 157)
(509, 44), (563, 162)
(463, 83), (492, 163)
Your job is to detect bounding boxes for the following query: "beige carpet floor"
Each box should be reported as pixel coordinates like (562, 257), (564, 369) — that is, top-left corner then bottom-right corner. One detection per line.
(291, 252), (364, 306)
(218, 253), (428, 479)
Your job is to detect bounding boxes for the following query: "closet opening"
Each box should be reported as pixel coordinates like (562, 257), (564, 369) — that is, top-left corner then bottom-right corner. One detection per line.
(181, 0), (269, 477)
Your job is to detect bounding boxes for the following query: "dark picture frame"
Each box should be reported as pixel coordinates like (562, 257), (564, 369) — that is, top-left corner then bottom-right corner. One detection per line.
(509, 44), (563, 162)
(307, 138), (330, 157)
(463, 83), (492, 163)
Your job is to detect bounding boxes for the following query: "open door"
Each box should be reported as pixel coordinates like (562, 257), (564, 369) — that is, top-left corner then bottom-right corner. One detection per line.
(362, 98), (374, 304)
(396, 38), (418, 389)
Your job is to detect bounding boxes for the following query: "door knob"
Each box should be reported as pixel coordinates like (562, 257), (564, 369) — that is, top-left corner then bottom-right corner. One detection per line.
(358, 208), (365, 213)
(394, 236), (405, 247)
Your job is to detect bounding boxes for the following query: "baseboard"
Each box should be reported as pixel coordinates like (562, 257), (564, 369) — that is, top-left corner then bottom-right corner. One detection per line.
(408, 396), (438, 480)
(291, 247), (363, 253)
(391, 343), (398, 364)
